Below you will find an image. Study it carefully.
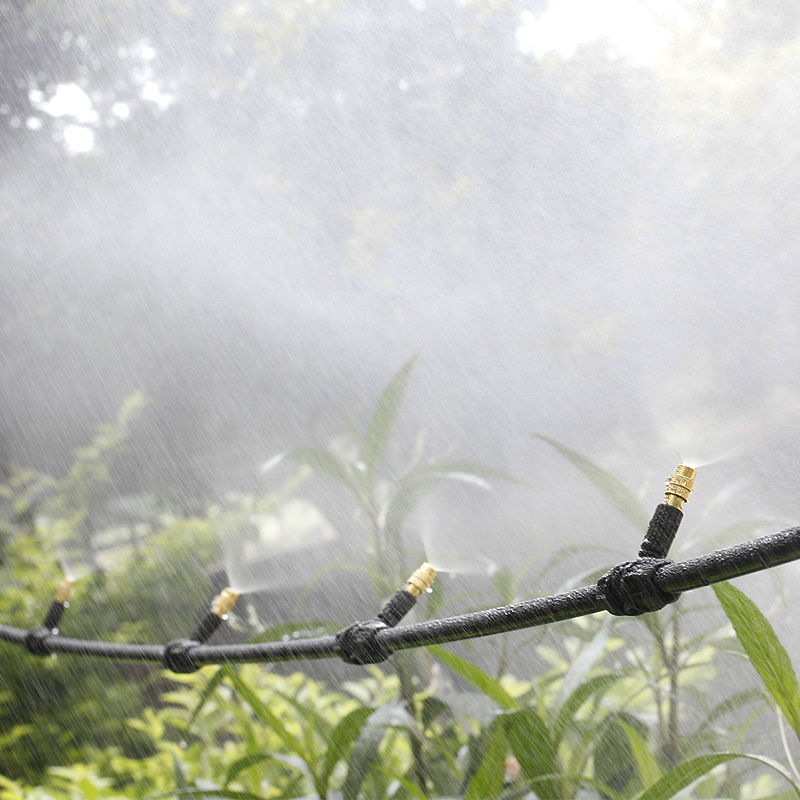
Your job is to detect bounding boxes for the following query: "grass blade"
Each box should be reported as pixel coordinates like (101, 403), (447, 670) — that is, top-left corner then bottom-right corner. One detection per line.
(188, 667), (225, 727)
(320, 706), (375, 792)
(713, 582), (800, 742)
(428, 644), (519, 710)
(464, 719), (507, 800)
(635, 753), (800, 800)
(534, 435), (650, 531)
(342, 722), (386, 800)
(222, 666), (306, 760)
(362, 354), (419, 481)
(505, 708), (564, 799)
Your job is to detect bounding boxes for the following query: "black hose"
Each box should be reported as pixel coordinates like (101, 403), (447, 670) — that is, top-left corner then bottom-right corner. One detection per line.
(1, 524), (798, 668)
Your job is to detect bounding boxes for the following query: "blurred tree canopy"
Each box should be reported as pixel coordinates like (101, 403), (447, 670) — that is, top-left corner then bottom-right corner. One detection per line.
(3, 0), (800, 499)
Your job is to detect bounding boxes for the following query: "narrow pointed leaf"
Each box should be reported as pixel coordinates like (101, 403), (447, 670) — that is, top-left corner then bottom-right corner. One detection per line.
(172, 753), (192, 794)
(363, 354), (419, 479)
(464, 720), (507, 800)
(635, 753), (800, 800)
(534, 435), (650, 530)
(223, 667), (306, 760)
(224, 753), (279, 787)
(189, 667), (225, 726)
(342, 722), (386, 800)
(428, 644), (519, 710)
(285, 446), (359, 493)
(619, 719), (662, 787)
(320, 706), (375, 791)
(713, 582), (800, 741)
(552, 672), (622, 746)
(505, 708), (564, 799)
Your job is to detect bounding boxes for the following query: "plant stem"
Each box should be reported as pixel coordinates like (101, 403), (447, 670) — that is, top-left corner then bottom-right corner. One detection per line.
(664, 610), (681, 768)
(395, 650), (429, 796)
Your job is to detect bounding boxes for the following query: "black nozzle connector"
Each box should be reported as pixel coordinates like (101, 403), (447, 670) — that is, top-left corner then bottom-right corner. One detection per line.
(190, 611), (223, 645)
(43, 600), (66, 632)
(639, 503), (684, 560)
(377, 589), (417, 628)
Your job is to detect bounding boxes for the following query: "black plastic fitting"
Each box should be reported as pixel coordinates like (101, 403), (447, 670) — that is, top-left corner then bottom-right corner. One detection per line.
(377, 589), (417, 628)
(190, 611), (223, 645)
(639, 503), (683, 559)
(162, 638), (201, 673)
(598, 557), (679, 616)
(336, 620), (392, 665)
(24, 627), (54, 656)
(43, 600), (66, 632)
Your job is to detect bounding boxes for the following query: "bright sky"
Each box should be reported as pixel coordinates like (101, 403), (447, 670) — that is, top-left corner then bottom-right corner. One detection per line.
(516, 0), (688, 64)
(24, 39), (173, 155)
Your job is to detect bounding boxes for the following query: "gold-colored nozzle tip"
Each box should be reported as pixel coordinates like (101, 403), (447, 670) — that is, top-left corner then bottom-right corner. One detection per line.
(55, 578), (74, 605)
(212, 587), (239, 617)
(405, 563), (437, 597)
(664, 465), (697, 510)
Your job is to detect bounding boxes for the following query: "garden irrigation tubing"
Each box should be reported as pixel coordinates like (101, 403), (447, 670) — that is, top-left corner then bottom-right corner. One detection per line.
(1, 503), (800, 672)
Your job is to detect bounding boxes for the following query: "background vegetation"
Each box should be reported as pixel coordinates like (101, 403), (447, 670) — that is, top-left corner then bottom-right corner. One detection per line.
(1, 368), (800, 799)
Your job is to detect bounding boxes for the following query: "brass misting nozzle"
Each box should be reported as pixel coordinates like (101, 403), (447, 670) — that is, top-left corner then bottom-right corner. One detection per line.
(211, 587), (239, 617)
(404, 563), (437, 597)
(55, 578), (74, 605)
(664, 465), (697, 510)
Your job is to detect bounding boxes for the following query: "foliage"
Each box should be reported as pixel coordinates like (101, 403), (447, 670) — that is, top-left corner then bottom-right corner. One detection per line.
(1, 602), (799, 800)
(0, 396), (220, 781)
(2, 377), (800, 799)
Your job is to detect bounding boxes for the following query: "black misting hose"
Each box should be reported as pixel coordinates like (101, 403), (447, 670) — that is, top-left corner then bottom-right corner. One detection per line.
(0, 465), (797, 671)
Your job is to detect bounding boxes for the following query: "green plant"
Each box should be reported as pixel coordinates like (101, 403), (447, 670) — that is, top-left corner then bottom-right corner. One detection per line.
(282, 354), (517, 795)
(0, 394), (222, 781)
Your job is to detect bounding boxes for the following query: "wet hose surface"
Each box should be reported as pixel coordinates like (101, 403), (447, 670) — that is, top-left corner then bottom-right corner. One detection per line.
(0, 523), (798, 668)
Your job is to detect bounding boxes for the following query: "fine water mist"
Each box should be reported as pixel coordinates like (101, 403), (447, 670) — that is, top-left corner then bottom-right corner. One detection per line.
(221, 498), (338, 595)
(1, 0), (800, 662)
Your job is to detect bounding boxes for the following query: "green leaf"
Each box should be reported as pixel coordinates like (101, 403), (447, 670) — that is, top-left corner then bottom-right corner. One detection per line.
(464, 719), (507, 800)
(504, 708), (563, 799)
(320, 706), (376, 792)
(188, 666), (226, 726)
(362, 354), (419, 481)
(373, 765), (429, 800)
(595, 713), (650, 796)
(223, 667), (306, 761)
(285, 446), (360, 494)
(713, 582), (800, 741)
(552, 672), (622, 747)
(534, 435), (650, 531)
(635, 753), (800, 800)
(172, 753), (193, 796)
(428, 645), (519, 710)
(619, 719), (662, 788)
(223, 753), (278, 787)
(342, 721), (387, 800)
